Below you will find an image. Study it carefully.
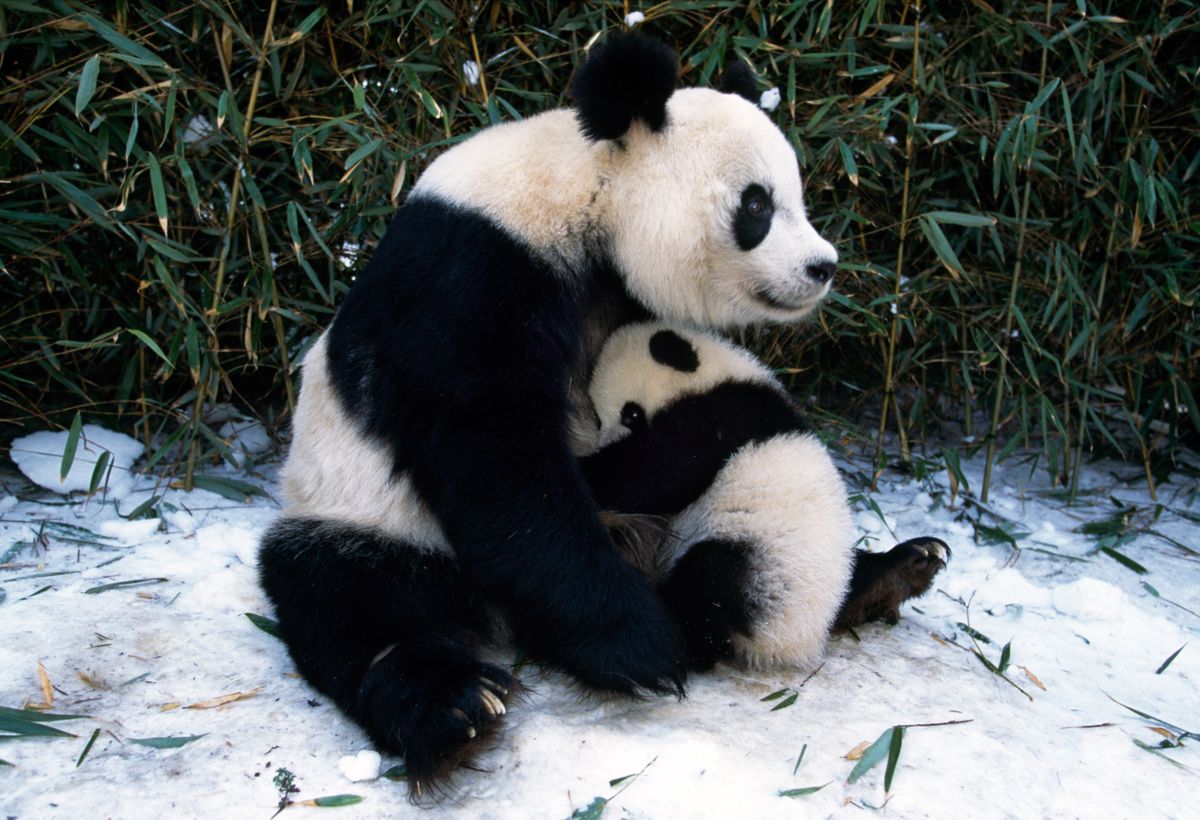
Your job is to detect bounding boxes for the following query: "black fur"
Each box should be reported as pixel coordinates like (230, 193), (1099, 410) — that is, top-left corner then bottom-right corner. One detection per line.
(290, 196), (685, 788)
(580, 380), (806, 516)
(719, 61), (759, 104)
(734, 184), (774, 251)
(571, 32), (678, 141)
(649, 329), (699, 372)
(834, 537), (951, 630)
(659, 538), (757, 671)
(258, 518), (516, 795)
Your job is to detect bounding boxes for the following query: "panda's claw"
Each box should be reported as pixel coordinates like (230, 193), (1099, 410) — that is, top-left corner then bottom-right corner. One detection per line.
(478, 686), (507, 717)
(479, 676), (509, 698)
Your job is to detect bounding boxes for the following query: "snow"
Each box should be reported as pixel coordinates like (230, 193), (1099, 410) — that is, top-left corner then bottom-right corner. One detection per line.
(1, 441), (1197, 818)
(9, 425), (144, 500)
(758, 87), (781, 112)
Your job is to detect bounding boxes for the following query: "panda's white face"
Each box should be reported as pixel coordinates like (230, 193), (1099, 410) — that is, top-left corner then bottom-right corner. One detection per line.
(588, 322), (780, 449)
(605, 89), (837, 328)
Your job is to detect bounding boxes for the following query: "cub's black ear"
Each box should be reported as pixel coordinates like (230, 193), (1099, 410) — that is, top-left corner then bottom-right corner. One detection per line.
(719, 61), (759, 104)
(571, 32), (677, 142)
(649, 330), (700, 373)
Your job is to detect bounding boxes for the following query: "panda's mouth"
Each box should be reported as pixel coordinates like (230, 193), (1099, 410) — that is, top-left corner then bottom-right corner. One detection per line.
(751, 285), (812, 313)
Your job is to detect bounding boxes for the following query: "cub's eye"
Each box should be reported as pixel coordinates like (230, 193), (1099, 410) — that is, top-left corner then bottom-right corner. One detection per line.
(619, 402), (647, 430)
(747, 196), (766, 217)
(734, 183), (774, 251)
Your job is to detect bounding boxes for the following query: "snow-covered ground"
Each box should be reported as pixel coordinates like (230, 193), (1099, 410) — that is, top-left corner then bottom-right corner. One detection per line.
(1, 425), (1197, 819)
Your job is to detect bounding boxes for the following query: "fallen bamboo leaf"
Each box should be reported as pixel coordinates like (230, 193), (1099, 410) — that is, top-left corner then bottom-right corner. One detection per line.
(127, 734), (206, 749)
(38, 662), (53, 708)
(77, 671), (112, 691)
(1019, 665), (1046, 691)
(779, 782), (831, 797)
(299, 794), (364, 807)
(845, 740), (871, 760)
(847, 727), (897, 785)
(76, 728), (101, 767)
(186, 688), (261, 709)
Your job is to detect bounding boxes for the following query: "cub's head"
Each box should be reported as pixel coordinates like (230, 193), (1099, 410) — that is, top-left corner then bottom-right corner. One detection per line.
(573, 34), (838, 328)
(588, 322), (778, 449)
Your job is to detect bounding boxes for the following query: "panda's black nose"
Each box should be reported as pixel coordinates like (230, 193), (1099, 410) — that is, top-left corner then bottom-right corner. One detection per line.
(806, 262), (836, 284)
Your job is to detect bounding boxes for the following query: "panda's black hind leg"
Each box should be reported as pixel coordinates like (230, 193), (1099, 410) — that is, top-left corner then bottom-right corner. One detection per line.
(658, 538), (756, 671)
(833, 537), (949, 631)
(257, 517), (517, 798)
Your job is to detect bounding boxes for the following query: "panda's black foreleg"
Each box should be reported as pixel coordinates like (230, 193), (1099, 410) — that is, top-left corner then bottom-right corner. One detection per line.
(258, 517), (517, 798)
(658, 538), (757, 671)
(832, 537), (950, 631)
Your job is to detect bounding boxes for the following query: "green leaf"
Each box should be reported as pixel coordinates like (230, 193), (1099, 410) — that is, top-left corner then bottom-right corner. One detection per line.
(76, 55), (101, 116)
(125, 328), (173, 368)
(245, 612), (282, 639)
(61, 411), (83, 481)
(771, 692), (799, 711)
(1100, 547), (1148, 575)
(883, 725), (905, 792)
(571, 797), (607, 819)
(308, 795), (364, 808)
(926, 210), (996, 228)
(343, 139), (381, 171)
(127, 734), (206, 749)
(381, 764), (408, 781)
(124, 495), (161, 521)
(793, 743), (807, 775)
(188, 476), (270, 502)
(87, 450), (111, 495)
(847, 727), (895, 784)
(918, 215), (964, 278)
(1155, 644), (1185, 675)
(76, 728), (101, 767)
(998, 641), (1013, 674)
(838, 140), (858, 186)
(0, 705), (84, 738)
(778, 782), (831, 797)
(147, 154), (168, 235)
(84, 578), (168, 594)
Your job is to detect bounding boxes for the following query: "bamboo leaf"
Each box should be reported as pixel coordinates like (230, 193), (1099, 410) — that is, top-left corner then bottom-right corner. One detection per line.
(61, 411), (83, 481)
(76, 55), (101, 115)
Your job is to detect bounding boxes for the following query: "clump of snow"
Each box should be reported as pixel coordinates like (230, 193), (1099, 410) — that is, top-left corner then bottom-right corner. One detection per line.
(462, 60), (480, 86)
(759, 87), (781, 111)
(218, 419), (273, 467)
(97, 517), (160, 542)
(338, 750), (382, 783)
(1052, 577), (1127, 621)
(9, 424), (143, 499)
(625, 11), (645, 26)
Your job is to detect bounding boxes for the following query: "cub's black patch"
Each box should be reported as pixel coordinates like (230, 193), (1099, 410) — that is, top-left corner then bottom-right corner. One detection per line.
(660, 538), (756, 671)
(571, 32), (677, 142)
(734, 183), (774, 251)
(719, 61), (759, 104)
(649, 329), (700, 372)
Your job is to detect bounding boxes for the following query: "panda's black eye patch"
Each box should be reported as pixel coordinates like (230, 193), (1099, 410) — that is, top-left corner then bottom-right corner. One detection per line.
(620, 402), (647, 430)
(649, 330), (700, 372)
(734, 184), (774, 251)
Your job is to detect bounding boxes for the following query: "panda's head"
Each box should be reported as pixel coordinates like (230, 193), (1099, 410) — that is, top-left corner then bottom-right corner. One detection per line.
(588, 322), (780, 449)
(573, 34), (838, 328)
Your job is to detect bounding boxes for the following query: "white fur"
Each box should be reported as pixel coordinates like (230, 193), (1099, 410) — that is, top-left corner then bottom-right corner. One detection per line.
(671, 434), (855, 669)
(411, 88), (836, 326)
(280, 333), (450, 553)
(587, 322), (779, 449)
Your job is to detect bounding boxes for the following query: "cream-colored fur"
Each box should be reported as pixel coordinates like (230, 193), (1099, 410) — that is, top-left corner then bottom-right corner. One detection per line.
(671, 434), (855, 669)
(411, 89), (836, 326)
(279, 333), (451, 553)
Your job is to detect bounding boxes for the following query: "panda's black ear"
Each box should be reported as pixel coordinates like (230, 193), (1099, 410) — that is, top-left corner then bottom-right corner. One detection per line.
(571, 32), (677, 142)
(649, 330), (700, 373)
(719, 61), (760, 104)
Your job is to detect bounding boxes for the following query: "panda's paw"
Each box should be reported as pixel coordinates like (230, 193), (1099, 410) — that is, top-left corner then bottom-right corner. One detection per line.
(834, 537), (950, 631)
(558, 588), (688, 698)
(890, 536), (950, 599)
(360, 655), (519, 797)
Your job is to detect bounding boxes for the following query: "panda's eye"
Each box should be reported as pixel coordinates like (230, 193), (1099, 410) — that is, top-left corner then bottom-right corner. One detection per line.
(619, 402), (647, 430)
(734, 183), (774, 251)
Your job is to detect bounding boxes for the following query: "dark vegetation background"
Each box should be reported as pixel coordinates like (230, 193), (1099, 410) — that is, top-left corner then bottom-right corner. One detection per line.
(1, 1), (1196, 499)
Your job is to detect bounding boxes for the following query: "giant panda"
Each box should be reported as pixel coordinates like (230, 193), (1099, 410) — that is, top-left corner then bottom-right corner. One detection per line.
(580, 322), (950, 670)
(258, 34), (842, 793)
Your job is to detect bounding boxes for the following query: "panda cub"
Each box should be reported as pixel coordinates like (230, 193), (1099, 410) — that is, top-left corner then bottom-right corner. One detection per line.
(580, 322), (949, 670)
